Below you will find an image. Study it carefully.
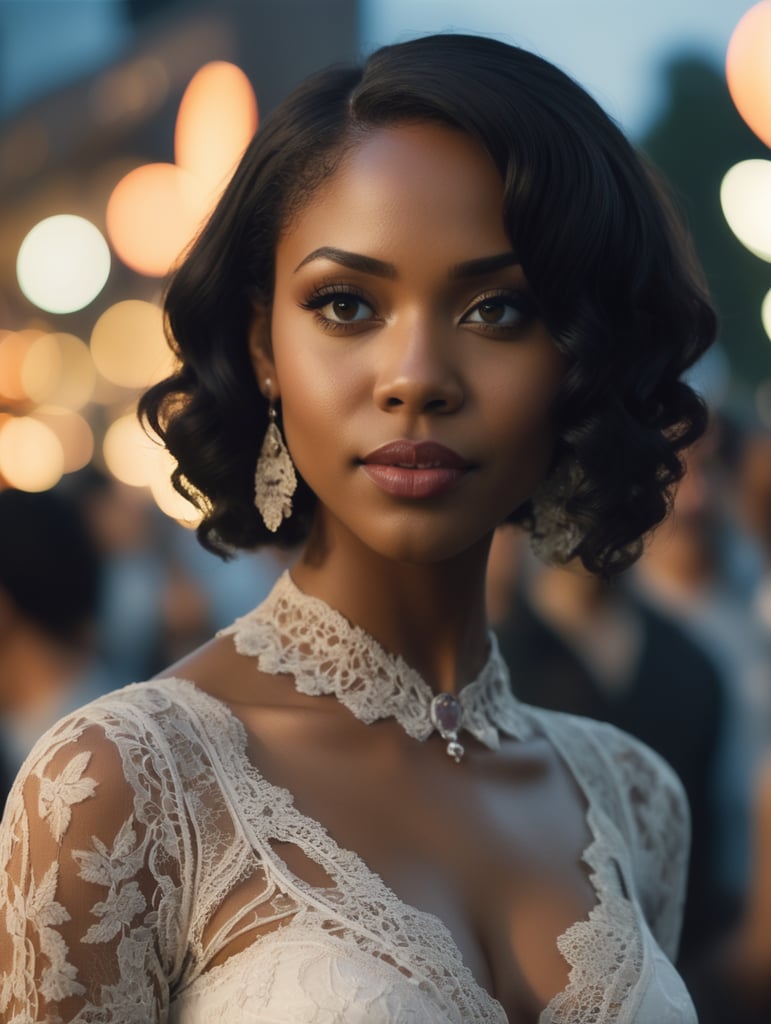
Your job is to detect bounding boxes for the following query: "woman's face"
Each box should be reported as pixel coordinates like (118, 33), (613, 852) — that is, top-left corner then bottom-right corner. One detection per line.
(257, 123), (565, 563)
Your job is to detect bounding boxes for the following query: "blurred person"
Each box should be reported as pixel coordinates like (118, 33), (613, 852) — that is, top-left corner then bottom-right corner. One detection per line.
(71, 467), (292, 673)
(68, 467), (179, 680)
(633, 415), (770, 905)
(727, 751), (771, 1019)
(0, 35), (715, 1022)
(687, 753), (771, 1024)
(169, 516), (295, 631)
(634, 415), (770, 743)
(0, 488), (109, 810)
(736, 426), (771, 638)
(491, 534), (728, 973)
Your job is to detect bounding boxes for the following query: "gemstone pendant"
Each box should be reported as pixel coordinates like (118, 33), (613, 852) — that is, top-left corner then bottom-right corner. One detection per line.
(430, 693), (465, 763)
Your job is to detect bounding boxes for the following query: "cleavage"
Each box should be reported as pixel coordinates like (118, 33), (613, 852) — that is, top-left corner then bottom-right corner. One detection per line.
(231, 699), (599, 1016)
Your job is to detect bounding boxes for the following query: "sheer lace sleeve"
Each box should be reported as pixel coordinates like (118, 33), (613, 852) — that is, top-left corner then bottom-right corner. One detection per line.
(595, 722), (691, 961)
(0, 697), (189, 1023)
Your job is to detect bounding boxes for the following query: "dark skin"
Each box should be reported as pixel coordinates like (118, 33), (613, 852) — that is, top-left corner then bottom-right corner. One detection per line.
(166, 123), (598, 1021)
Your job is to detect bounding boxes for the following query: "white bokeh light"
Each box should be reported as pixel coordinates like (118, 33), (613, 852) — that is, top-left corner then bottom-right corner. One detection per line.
(762, 288), (771, 342)
(720, 159), (771, 262)
(16, 214), (111, 314)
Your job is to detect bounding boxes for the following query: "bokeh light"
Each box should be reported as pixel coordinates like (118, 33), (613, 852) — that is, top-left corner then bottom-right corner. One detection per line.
(0, 416), (64, 492)
(149, 449), (201, 526)
(106, 61), (257, 277)
(21, 332), (97, 408)
(0, 330), (43, 401)
(16, 215), (111, 313)
(720, 160), (771, 262)
(106, 162), (207, 277)
(102, 411), (162, 487)
(31, 406), (94, 473)
(175, 61), (258, 199)
(102, 410), (200, 525)
(762, 289), (771, 342)
(726, 1), (771, 148)
(90, 300), (174, 388)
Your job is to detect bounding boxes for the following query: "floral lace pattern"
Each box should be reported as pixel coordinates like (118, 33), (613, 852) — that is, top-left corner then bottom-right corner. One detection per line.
(0, 578), (696, 1023)
(532, 712), (693, 1023)
(220, 571), (532, 746)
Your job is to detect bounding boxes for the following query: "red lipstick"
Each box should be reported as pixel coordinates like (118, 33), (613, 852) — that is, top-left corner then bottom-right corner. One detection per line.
(360, 441), (470, 499)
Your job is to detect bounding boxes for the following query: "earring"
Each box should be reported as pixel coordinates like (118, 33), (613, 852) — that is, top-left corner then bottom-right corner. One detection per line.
(528, 457), (582, 563)
(254, 379), (297, 532)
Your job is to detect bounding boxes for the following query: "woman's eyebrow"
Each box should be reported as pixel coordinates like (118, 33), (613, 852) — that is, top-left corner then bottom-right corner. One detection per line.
(294, 247), (397, 278)
(293, 247), (520, 280)
(450, 252), (520, 279)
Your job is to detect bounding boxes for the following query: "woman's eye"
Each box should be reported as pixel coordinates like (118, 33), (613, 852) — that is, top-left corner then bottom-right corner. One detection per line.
(320, 295), (374, 323)
(463, 297), (523, 327)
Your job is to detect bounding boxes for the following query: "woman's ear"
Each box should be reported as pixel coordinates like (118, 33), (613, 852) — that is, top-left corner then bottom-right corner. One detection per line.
(248, 305), (279, 398)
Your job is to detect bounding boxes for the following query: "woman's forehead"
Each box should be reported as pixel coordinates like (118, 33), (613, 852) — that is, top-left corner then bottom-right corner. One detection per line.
(276, 123), (510, 275)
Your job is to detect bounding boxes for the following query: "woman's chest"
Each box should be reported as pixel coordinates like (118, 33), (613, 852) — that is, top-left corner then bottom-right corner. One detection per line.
(167, 689), (698, 1024)
(225, 717), (610, 1020)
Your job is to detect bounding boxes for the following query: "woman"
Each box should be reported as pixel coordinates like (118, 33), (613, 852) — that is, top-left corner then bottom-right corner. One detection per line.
(0, 34), (714, 1023)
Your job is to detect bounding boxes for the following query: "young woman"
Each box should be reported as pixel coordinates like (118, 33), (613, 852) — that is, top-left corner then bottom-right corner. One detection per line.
(0, 34), (714, 1023)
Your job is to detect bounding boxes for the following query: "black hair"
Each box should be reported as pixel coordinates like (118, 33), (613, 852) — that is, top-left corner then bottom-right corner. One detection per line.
(0, 488), (102, 648)
(139, 33), (715, 576)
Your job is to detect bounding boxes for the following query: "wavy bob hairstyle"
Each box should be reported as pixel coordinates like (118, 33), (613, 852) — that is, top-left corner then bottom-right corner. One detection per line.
(140, 33), (715, 576)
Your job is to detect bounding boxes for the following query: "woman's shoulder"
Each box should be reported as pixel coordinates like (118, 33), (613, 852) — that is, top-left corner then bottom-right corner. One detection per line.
(525, 706), (688, 841)
(0, 675), (233, 1021)
(529, 705), (684, 790)
(27, 673), (228, 750)
(5, 660), (243, 824)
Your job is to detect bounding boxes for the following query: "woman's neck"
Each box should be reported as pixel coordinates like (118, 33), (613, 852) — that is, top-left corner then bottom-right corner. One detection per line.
(291, 522), (492, 696)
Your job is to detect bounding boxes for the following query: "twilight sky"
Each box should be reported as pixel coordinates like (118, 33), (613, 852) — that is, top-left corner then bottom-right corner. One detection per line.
(362, 0), (754, 138)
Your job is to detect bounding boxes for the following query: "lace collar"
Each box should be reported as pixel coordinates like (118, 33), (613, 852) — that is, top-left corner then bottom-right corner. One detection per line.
(219, 571), (532, 751)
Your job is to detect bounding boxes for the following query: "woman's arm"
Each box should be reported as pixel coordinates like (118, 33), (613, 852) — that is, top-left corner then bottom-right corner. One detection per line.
(0, 714), (181, 1022)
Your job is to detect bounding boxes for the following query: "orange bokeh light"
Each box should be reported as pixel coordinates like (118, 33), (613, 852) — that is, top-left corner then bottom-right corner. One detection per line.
(175, 61), (258, 199)
(0, 416), (64, 492)
(0, 330), (44, 401)
(726, 1), (771, 148)
(106, 163), (207, 277)
(106, 61), (258, 277)
(32, 406), (95, 473)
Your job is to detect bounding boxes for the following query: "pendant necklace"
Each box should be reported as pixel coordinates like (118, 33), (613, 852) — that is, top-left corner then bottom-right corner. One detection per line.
(220, 572), (534, 763)
(430, 693), (467, 763)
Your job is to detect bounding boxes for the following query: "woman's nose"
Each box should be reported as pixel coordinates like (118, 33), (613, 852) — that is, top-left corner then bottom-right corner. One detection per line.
(372, 319), (464, 415)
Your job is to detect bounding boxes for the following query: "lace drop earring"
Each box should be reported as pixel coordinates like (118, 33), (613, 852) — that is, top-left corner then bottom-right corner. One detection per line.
(254, 378), (297, 532)
(528, 457), (582, 563)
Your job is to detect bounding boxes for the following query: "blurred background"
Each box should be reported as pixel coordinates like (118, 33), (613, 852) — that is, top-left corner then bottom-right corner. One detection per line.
(1, 1), (770, 1020)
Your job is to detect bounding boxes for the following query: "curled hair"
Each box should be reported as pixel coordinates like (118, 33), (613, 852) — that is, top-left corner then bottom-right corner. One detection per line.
(140, 33), (715, 574)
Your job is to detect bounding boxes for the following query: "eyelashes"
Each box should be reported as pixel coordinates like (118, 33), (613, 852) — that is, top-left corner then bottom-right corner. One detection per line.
(300, 285), (376, 329)
(299, 283), (538, 336)
(461, 290), (538, 330)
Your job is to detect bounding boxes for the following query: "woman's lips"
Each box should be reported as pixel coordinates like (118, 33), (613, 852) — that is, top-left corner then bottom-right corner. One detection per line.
(360, 440), (471, 499)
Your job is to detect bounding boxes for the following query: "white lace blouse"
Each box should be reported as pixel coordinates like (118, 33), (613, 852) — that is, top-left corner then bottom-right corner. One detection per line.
(0, 574), (697, 1024)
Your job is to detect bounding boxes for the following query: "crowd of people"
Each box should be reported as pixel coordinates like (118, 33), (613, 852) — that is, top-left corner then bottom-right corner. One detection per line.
(0, 467), (291, 808)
